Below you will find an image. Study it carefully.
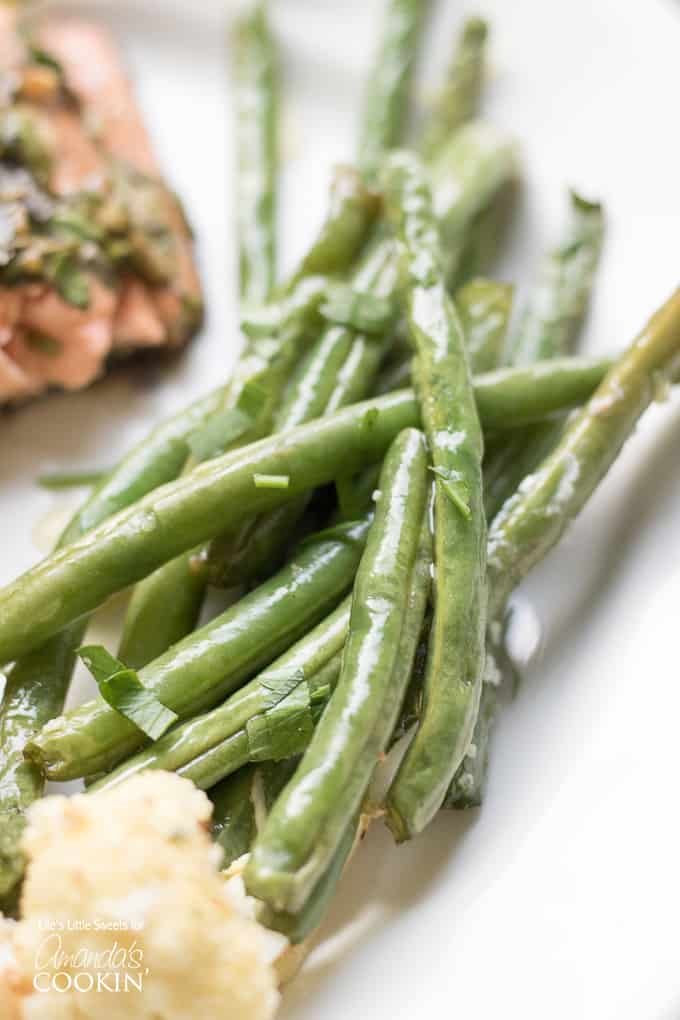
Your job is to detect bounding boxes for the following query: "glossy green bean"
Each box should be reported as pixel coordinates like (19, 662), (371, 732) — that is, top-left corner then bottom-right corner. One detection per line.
(358, 0), (432, 180)
(258, 812), (358, 943)
(420, 17), (488, 160)
(245, 428), (429, 912)
(488, 286), (680, 617)
(233, 1), (278, 304)
(253, 509), (432, 918)
(286, 167), (380, 288)
(383, 151), (487, 840)
(25, 520), (369, 780)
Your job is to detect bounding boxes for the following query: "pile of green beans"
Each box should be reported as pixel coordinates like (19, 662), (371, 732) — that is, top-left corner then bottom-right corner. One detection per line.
(2, 0), (680, 957)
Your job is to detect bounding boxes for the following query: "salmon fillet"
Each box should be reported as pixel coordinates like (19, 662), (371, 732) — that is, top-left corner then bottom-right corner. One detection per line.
(0, 8), (202, 405)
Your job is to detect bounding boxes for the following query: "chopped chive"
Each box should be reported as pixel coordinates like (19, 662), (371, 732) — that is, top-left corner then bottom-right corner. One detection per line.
(253, 473), (290, 489)
(38, 469), (107, 491)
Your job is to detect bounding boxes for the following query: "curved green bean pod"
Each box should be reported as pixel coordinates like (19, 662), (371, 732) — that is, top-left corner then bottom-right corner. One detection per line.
(245, 428), (429, 913)
(25, 520), (369, 781)
(383, 151), (487, 840)
(488, 286), (680, 617)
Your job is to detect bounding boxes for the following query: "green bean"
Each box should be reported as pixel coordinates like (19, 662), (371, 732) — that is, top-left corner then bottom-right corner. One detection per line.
(37, 470), (108, 490)
(379, 276), (514, 395)
(286, 167), (380, 288)
(261, 508), (433, 928)
(26, 520), (369, 781)
(481, 190), (605, 525)
(233, 1), (278, 304)
(245, 428), (430, 913)
(488, 286), (680, 618)
(0, 360), (613, 667)
(254, 507), (432, 917)
(358, 0), (432, 181)
(420, 17), (488, 160)
(503, 191), (604, 365)
(0, 382), (240, 906)
(258, 812), (358, 944)
(382, 151), (487, 841)
(91, 598), (352, 791)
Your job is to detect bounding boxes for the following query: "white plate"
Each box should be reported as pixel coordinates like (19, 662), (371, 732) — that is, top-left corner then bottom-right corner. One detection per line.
(3, 2), (680, 1017)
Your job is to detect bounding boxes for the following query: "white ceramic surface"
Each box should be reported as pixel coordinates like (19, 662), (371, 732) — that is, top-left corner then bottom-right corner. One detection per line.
(2, 2), (680, 1017)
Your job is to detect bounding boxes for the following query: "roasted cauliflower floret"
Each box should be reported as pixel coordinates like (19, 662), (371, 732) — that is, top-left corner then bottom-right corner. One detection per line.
(0, 772), (279, 1020)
